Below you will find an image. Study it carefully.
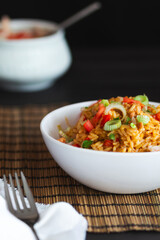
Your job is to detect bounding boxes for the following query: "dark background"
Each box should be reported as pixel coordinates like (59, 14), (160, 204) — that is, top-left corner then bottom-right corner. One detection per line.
(0, 0), (160, 103)
(1, 0), (160, 47)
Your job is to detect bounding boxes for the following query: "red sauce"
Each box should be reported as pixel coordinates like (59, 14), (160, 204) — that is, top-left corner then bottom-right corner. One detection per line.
(0, 16), (54, 40)
(7, 32), (33, 39)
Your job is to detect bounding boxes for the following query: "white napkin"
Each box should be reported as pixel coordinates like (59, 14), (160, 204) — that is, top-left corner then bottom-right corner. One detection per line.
(0, 179), (88, 240)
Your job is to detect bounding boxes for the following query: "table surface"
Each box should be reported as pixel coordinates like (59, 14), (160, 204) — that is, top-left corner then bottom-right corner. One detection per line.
(1, 47), (160, 240)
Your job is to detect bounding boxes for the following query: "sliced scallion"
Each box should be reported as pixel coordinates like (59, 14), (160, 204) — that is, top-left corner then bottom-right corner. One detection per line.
(137, 115), (150, 125)
(110, 101), (121, 104)
(101, 99), (109, 107)
(134, 94), (149, 105)
(130, 123), (136, 128)
(105, 103), (126, 121)
(148, 104), (156, 109)
(57, 125), (72, 142)
(104, 120), (121, 131)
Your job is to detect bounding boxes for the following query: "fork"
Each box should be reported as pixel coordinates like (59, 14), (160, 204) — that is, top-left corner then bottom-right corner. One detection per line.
(3, 172), (39, 240)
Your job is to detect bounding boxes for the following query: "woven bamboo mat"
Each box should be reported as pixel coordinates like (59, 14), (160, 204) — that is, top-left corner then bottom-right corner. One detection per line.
(0, 104), (160, 233)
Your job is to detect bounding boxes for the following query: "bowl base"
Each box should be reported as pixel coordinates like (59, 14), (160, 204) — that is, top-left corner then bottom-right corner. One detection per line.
(0, 79), (55, 92)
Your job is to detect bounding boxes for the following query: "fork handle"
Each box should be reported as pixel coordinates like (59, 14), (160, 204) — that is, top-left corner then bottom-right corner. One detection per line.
(27, 223), (39, 240)
(31, 226), (39, 240)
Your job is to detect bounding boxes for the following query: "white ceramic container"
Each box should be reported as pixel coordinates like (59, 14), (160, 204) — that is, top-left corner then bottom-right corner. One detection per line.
(0, 19), (72, 91)
(40, 101), (160, 194)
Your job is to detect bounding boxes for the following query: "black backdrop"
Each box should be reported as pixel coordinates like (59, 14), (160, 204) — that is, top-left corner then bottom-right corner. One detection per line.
(0, 0), (160, 102)
(1, 0), (160, 47)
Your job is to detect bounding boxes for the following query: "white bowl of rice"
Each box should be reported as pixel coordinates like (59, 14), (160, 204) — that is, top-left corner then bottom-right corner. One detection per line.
(40, 99), (160, 194)
(0, 17), (72, 91)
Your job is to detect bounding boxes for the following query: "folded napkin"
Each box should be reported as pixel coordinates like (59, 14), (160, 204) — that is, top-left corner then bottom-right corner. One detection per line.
(0, 179), (87, 240)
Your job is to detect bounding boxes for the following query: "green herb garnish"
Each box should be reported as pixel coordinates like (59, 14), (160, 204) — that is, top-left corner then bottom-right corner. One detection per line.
(82, 140), (93, 148)
(109, 133), (115, 141)
(114, 117), (120, 120)
(125, 117), (131, 124)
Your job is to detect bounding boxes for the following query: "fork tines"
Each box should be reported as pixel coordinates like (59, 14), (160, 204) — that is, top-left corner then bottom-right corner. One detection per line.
(3, 172), (39, 221)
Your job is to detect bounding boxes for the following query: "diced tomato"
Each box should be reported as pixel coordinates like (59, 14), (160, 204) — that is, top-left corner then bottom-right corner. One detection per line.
(103, 139), (113, 147)
(123, 97), (135, 104)
(72, 143), (80, 147)
(156, 112), (160, 120)
(91, 117), (98, 126)
(123, 97), (144, 107)
(85, 137), (90, 140)
(116, 138), (120, 142)
(97, 104), (106, 118)
(100, 114), (111, 127)
(92, 103), (106, 126)
(153, 112), (160, 121)
(152, 114), (157, 120)
(83, 120), (94, 132)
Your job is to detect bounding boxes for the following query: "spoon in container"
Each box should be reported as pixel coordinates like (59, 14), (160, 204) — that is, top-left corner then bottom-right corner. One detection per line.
(58, 2), (101, 30)
(0, 2), (101, 37)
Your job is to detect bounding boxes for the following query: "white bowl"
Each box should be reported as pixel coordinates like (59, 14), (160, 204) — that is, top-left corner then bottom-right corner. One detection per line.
(0, 19), (72, 91)
(40, 100), (160, 194)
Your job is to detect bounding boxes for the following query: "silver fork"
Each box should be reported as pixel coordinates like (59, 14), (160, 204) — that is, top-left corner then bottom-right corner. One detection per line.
(3, 172), (39, 240)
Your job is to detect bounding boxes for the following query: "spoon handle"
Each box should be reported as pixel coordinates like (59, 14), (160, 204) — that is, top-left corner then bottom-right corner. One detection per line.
(59, 2), (101, 30)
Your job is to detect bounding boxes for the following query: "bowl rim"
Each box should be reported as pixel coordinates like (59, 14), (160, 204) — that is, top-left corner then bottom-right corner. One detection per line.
(0, 18), (64, 44)
(40, 100), (160, 156)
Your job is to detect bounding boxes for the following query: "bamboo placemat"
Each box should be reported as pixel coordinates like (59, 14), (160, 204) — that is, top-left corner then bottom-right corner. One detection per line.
(0, 104), (160, 233)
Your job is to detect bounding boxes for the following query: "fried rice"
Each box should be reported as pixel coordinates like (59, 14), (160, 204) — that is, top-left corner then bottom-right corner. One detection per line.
(58, 95), (160, 152)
